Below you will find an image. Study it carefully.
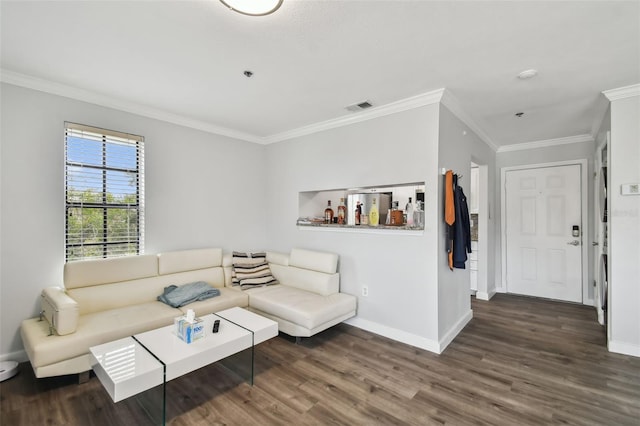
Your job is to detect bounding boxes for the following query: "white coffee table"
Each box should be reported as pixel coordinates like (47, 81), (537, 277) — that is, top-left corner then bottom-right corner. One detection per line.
(90, 307), (278, 424)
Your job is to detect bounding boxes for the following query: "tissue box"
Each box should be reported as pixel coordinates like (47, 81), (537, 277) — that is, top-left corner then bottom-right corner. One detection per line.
(174, 316), (205, 343)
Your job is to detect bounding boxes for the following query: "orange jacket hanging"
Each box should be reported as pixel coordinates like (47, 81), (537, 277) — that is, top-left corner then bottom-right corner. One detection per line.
(445, 170), (455, 270)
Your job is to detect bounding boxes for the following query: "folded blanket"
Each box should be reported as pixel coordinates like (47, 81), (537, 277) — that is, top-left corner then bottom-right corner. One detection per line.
(157, 281), (220, 308)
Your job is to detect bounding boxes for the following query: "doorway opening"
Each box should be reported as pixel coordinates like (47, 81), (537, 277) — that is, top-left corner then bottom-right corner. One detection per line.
(470, 161), (490, 300)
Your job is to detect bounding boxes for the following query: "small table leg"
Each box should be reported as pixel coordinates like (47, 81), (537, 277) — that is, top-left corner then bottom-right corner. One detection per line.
(78, 371), (90, 384)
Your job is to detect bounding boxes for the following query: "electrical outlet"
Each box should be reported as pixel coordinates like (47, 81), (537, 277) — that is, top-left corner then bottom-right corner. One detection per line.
(362, 286), (368, 297)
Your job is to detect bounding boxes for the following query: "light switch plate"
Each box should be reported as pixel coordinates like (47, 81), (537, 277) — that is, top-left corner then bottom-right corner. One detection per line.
(621, 183), (640, 195)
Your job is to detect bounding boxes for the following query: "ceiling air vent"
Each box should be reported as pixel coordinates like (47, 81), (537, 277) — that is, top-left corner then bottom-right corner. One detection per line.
(345, 101), (373, 112)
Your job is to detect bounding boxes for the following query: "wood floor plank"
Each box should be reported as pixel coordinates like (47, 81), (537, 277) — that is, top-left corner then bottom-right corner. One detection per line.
(2, 294), (639, 425)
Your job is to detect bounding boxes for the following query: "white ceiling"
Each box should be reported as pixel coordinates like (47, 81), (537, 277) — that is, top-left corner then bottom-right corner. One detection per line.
(1, 1), (638, 148)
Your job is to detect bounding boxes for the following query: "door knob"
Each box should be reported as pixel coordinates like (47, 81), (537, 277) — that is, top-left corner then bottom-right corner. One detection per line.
(592, 241), (599, 246)
(567, 240), (580, 246)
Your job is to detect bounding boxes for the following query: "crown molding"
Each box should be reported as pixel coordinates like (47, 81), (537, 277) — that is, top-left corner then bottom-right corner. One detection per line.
(590, 92), (611, 138)
(1, 69), (497, 149)
(439, 89), (498, 152)
(603, 83), (640, 101)
(497, 134), (594, 153)
(263, 89), (446, 144)
(0, 69), (264, 144)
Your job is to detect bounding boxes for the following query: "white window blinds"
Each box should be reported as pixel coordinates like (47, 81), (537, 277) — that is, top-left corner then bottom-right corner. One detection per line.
(65, 122), (145, 261)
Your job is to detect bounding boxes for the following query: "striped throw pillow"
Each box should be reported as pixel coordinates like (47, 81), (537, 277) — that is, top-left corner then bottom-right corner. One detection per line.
(232, 252), (270, 287)
(234, 261), (278, 290)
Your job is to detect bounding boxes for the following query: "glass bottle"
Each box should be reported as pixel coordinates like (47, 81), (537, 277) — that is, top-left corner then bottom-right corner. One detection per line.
(324, 200), (334, 224)
(405, 197), (414, 226)
(337, 198), (347, 224)
(414, 200), (423, 227)
(355, 201), (362, 225)
(369, 197), (379, 226)
(390, 201), (399, 225)
(360, 203), (368, 225)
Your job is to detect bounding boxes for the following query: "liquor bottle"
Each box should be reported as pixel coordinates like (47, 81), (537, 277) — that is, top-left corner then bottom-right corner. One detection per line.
(355, 201), (361, 225)
(324, 200), (334, 224)
(406, 197), (414, 225)
(369, 197), (379, 226)
(337, 198), (347, 224)
(390, 200), (400, 225)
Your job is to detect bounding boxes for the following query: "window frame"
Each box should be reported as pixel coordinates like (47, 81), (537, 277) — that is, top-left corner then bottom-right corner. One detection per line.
(64, 122), (145, 261)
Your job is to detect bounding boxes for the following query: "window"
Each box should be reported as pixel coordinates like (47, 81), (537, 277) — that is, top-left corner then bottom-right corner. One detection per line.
(65, 122), (144, 261)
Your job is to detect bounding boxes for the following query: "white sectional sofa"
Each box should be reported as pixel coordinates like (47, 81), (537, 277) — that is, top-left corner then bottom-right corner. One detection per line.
(244, 250), (357, 339)
(20, 247), (356, 379)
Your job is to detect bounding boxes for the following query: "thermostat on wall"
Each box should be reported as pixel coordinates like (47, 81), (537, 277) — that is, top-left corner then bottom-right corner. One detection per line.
(621, 183), (640, 195)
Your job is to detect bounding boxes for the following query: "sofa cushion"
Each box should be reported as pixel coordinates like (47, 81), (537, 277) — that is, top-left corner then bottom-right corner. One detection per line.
(289, 248), (338, 274)
(222, 254), (234, 287)
(266, 251), (289, 266)
(247, 285), (356, 330)
(64, 255), (158, 289)
(67, 267), (225, 315)
(269, 263), (339, 296)
(21, 301), (180, 369)
(158, 248), (222, 275)
(176, 288), (249, 317)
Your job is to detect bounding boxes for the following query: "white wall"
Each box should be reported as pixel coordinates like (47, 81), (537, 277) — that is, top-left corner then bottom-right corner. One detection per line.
(0, 83), (268, 359)
(265, 105), (443, 350)
(495, 141), (596, 302)
(607, 94), (640, 356)
(437, 104), (496, 342)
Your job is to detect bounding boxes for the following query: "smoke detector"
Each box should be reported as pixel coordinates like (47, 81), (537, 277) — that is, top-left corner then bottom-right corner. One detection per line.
(517, 69), (538, 80)
(345, 101), (373, 112)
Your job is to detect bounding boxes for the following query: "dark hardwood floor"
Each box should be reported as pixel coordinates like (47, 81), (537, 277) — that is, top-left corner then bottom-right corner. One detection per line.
(2, 294), (639, 425)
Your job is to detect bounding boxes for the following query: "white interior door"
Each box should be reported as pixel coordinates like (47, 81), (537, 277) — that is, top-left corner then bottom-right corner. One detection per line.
(505, 164), (582, 302)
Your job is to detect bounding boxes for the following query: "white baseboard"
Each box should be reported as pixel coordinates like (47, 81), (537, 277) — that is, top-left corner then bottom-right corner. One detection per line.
(1, 350), (27, 363)
(475, 289), (497, 301)
(343, 317), (440, 354)
(608, 340), (640, 358)
(438, 309), (473, 353)
(344, 310), (473, 355)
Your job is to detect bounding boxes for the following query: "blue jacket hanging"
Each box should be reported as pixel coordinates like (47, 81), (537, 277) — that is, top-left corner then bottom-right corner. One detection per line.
(453, 180), (472, 269)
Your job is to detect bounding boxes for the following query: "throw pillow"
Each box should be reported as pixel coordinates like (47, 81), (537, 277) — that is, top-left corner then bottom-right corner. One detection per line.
(231, 251), (267, 286)
(234, 261), (278, 290)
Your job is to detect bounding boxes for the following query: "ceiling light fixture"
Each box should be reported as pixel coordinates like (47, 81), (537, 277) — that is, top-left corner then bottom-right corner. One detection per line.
(220, 0), (283, 16)
(517, 69), (538, 80)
